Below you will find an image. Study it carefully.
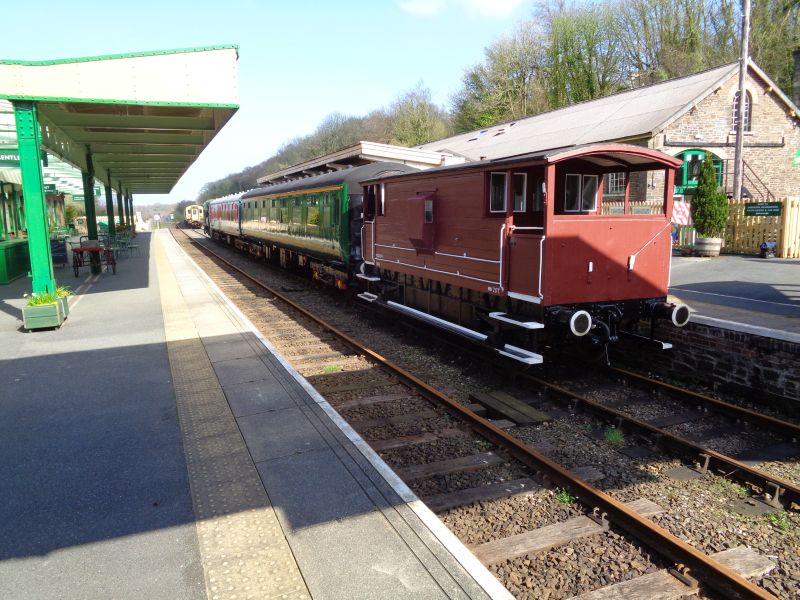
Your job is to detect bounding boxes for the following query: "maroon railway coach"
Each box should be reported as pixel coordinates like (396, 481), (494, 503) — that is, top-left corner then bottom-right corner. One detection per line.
(357, 144), (689, 365)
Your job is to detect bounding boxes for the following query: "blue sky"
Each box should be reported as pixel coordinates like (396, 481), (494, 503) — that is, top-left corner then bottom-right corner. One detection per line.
(5, 0), (533, 204)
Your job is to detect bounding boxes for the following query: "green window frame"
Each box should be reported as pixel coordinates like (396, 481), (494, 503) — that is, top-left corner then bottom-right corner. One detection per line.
(674, 150), (723, 194)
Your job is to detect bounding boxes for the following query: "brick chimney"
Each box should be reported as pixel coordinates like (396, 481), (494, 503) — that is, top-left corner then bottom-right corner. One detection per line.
(794, 48), (800, 108)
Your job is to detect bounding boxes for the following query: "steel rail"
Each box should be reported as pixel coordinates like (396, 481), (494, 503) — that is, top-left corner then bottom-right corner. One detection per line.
(174, 227), (775, 600)
(610, 366), (800, 440)
(519, 372), (800, 510)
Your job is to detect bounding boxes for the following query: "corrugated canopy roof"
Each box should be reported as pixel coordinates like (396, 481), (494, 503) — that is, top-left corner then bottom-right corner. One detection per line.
(0, 46), (239, 194)
(419, 63), (739, 161)
(257, 141), (464, 185)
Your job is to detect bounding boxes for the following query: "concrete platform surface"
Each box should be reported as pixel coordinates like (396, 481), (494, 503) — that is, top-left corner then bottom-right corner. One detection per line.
(669, 255), (800, 340)
(0, 233), (205, 600)
(0, 230), (509, 600)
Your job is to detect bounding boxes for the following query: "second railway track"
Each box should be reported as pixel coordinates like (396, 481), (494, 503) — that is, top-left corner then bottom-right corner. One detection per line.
(172, 226), (797, 599)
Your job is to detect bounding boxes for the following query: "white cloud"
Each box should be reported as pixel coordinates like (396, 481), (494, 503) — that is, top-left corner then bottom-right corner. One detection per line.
(398, 0), (526, 18)
(398, 0), (447, 16)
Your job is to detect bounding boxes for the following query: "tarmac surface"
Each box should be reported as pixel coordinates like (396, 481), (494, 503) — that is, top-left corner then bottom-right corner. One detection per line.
(669, 255), (800, 338)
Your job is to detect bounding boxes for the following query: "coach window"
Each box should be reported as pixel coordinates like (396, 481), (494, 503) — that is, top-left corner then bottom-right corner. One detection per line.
(379, 184), (386, 216)
(564, 174), (597, 213)
(489, 172), (507, 213)
(279, 198), (288, 225)
(364, 185), (376, 218)
(307, 196), (320, 231)
(565, 174), (581, 212)
(513, 173), (527, 212)
(292, 197), (302, 225)
(424, 198), (433, 223)
(564, 174), (598, 213)
(581, 175), (597, 211)
(322, 197), (332, 237)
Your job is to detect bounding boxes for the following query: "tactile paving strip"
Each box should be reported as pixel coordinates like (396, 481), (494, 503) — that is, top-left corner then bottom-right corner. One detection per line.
(155, 235), (310, 600)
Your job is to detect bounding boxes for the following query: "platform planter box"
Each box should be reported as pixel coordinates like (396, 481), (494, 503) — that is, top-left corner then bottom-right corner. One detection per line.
(57, 296), (70, 319)
(55, 286), (73, 319)
(22, 302), (65, 330)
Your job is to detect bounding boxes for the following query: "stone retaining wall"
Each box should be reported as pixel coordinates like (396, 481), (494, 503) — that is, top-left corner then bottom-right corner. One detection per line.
(614, 321), (800, 416)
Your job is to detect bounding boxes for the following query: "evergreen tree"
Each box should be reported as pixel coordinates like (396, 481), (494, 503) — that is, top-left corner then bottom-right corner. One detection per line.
(691, 153), (729, 238)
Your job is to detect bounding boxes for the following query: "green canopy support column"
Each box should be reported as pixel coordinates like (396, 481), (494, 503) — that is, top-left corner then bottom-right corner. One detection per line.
(104, 170), (115, 239)
(10, 185), (20, 232)
(0, 184), (6, 239)
(15, 185), (26, 230)
(128, 194), (134, 231)
(81, 146), (101, 274)
(122, 191), (129, 227)
(116, 182), (124, 229)
(13, 101), (56, 294)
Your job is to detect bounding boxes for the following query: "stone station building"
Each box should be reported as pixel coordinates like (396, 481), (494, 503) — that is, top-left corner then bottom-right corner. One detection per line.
(419, 59), (800, 204)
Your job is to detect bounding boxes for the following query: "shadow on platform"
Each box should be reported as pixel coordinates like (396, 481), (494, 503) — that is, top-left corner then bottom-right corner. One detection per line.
(0, 340), (202, 561)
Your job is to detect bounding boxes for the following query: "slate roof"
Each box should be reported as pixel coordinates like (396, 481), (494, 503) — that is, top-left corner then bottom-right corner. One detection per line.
(418, 63), (741, 160)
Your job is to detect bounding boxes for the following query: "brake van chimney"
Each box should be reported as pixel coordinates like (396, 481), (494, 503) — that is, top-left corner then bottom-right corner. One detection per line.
(794, 48), (800, 108)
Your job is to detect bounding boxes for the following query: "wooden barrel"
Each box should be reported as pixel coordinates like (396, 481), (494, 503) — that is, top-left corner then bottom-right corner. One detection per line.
(694, 237), (722, 257)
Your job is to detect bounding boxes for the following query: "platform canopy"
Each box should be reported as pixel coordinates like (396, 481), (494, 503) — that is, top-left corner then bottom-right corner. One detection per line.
(0, 45), (239, 194)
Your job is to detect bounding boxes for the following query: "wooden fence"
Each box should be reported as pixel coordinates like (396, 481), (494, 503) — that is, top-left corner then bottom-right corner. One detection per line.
(781, 197), (800, 258)
(724, 197), (800, 258)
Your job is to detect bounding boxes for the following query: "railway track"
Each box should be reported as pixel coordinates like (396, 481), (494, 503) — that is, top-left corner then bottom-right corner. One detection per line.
(171, 226), (790, 599)
(515, 368), (800, 511)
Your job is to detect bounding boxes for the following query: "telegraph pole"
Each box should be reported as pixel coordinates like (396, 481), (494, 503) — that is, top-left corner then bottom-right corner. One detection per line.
(732, 0), (751, 201)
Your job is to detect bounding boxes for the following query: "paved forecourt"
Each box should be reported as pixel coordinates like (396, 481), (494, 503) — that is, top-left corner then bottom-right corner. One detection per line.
(156, 229), (508, 600)
(669, 254), (800, 342)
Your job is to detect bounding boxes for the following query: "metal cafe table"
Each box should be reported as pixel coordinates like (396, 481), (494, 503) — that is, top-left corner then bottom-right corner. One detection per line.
(72, 242), (116, 276)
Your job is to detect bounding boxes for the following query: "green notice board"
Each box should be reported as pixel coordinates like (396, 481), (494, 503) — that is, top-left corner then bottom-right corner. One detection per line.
(793, 149), (800, 167)
(0, 150), (19, 167)
(744, 202), (782, 217)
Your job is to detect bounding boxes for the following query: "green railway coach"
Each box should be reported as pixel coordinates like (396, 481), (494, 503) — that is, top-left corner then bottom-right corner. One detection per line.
(207, 162), (415, 288)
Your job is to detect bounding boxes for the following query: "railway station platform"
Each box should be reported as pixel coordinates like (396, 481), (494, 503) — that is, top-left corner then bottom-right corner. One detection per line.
(0, 231), (507, 600)
(669, 254), (800, 342)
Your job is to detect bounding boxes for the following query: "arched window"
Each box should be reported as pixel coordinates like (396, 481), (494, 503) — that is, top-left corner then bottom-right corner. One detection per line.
(732, 91), (752, 132)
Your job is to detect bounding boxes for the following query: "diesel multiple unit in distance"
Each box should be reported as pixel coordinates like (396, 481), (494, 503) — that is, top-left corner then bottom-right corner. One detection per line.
(184, 204), (204, 228)
(205, 143), (689, 365)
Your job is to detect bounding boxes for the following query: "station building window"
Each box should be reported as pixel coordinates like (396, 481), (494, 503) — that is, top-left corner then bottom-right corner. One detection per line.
(604, 172), (626, 195)
(732, 91), (752, 132)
